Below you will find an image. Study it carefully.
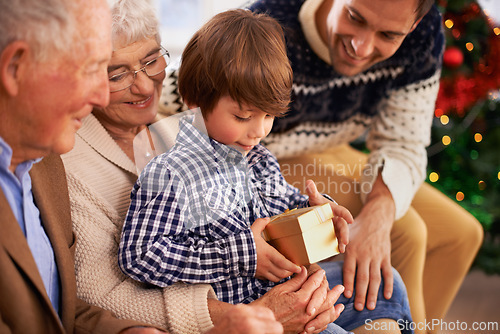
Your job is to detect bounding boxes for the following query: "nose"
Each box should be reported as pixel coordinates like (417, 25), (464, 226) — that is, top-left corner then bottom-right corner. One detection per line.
(351, 31), (375, 58)
(91, 69), (110, 108)
(249, 118), (267, 139)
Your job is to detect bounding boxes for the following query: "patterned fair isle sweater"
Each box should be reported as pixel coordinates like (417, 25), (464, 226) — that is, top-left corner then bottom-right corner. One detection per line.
(246, 0), (445, 219)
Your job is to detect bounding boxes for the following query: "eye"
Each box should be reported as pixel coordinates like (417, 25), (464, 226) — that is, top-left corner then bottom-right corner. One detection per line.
(109, 72), (128, 82)
(234, 115), (250, 122)
(380, 32), (401, 41)
(347, 11), (362, 23)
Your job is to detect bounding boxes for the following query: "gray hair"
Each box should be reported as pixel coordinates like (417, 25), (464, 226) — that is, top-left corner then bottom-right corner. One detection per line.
(107, 0), (160, 48)
(0, 0), (77, 62)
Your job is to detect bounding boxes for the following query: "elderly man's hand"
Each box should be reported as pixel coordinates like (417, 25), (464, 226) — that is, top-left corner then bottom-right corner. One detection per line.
(251, 266), (345, 333)
(207, 304), (283, 334)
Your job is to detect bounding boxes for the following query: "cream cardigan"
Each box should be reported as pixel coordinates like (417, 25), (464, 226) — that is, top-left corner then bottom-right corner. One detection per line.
(61, 114), (216, 334)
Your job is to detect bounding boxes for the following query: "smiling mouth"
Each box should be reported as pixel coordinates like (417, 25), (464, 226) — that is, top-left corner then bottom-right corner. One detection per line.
(127, 96), (152, 105)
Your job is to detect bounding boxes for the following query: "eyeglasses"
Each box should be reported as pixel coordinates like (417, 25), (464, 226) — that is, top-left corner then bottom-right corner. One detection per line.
(108, 47), (170, 92)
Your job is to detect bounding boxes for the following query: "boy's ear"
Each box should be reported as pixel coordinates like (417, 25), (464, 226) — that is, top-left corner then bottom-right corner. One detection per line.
(0, 41), (30, 96)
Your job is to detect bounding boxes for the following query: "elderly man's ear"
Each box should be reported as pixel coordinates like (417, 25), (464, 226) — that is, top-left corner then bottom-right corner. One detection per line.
(0, 41), (30, 96)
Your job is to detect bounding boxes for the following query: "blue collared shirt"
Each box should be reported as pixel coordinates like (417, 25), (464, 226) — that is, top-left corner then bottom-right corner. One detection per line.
(119, 113), (309, 304)
(0, 137), (60, 315)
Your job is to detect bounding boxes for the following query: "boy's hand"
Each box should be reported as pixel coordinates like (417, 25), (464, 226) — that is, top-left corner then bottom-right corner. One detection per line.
(251, 218), (301, 282)
(305, 179), (353, 253)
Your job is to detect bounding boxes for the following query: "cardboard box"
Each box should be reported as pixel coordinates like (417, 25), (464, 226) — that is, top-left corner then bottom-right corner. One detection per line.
(263, 203), (339, 266)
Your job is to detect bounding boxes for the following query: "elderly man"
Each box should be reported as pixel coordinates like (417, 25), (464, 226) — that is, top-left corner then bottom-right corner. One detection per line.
(0, 0), (162, 332)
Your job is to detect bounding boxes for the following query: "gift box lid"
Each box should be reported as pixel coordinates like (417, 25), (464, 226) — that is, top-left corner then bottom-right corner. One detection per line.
(263, 203), (333, 240)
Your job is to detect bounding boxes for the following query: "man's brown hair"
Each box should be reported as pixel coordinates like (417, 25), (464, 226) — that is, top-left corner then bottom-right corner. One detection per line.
(178, 9), (292, 117)
(415, 0), (435, 20)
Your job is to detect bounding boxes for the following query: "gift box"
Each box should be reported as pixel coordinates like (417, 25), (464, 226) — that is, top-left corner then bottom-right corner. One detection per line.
(262, 203), (339, 266)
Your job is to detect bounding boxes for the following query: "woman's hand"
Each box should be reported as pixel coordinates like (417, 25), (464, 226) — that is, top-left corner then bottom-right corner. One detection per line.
(251, 217), (301, 282)
(305, 179), (352, 253)
(251, 267), (345, 333)
(207, 304), (283, 334)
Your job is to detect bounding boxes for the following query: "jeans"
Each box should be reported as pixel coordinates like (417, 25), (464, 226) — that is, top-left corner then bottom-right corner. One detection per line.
(318, 261), (414, 334)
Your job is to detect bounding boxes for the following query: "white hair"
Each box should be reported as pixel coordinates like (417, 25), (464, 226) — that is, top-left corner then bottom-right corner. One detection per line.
(108, 0), (160, 48)
(0, 0), (77, 62)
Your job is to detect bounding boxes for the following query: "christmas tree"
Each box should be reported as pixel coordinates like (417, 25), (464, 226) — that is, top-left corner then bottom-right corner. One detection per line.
(430, 0), (500, 273)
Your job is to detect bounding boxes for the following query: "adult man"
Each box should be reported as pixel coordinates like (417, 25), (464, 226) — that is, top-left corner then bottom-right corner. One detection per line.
(248, 0), (483, 332)
(0, 0), (168, 333)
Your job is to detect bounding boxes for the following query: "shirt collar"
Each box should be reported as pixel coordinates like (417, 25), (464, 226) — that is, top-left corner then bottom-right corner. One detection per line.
(178, 111), (246, 166)
(0, 136), (40, 179)
(299, 0), (332, 65)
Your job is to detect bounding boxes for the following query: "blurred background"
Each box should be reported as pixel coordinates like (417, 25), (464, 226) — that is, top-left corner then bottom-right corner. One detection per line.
(153, 1), (500, 329)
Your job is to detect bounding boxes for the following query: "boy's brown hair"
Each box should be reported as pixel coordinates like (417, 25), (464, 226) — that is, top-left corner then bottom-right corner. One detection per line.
(178, 9), (292, 117)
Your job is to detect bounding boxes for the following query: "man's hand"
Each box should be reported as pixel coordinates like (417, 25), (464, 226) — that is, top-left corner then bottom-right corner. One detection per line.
(342, 174), (395, 311)
(207, 304), (283, 334)
(305, 179), (353, 253)
(252, 267), (345, 333)
(251, 218), (301, 281)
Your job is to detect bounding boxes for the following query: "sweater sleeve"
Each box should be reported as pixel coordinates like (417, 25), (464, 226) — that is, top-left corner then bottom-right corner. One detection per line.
(362, 71), (441, 219)
(66, 171), (217, 333)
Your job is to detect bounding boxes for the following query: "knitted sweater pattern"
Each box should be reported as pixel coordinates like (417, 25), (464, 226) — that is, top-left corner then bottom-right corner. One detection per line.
(61, 114), (216, 334)
(248, 0), (445, 218)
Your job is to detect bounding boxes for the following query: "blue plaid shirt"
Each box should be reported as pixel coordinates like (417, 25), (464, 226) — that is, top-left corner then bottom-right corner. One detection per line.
(119, 114), (309, 304)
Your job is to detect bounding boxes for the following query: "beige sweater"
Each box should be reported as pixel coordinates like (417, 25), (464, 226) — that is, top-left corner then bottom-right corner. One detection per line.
(61, 114), (216, 334)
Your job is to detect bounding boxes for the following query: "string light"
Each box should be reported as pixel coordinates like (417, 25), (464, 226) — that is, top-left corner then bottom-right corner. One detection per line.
(440, 115), (449, 125)
(498, 171), (500, 181)
(444, 19), (454, 29)
(435, 108), (444, 117)
(442, 135), (451, 146)
(466, 42), (474, 51)
(478, 181), (486, 190)
(456, 192), (465, 201)
(429, 172), (439, 182)
(494, 27), (500, 36)
(474, 133), (483, 142)
(470, 150), (479, 160)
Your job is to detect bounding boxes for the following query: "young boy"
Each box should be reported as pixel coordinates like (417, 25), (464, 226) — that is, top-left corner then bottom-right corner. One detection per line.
(119, 9), (353, 305)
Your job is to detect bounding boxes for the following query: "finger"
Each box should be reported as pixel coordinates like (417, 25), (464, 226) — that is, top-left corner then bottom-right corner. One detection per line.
(304, 302), (345, 333)
(331, 204), (354, 225)
(333, 216), (349, 253)
(305, 179), (322, 204)
(269, 251), (301, 275)
(263, 271), (286, 283)
(251, 217), (271, 233)
(366, 264), (382, 310)
(316, 284), (344, 314)
(305, 277), (328, 316)
(277, 266), (308, 293)
(296, 268), (325, 300)
(354, 263), (370, 311)
(342, 256), (356, 298)
(382, 262), (394, 300)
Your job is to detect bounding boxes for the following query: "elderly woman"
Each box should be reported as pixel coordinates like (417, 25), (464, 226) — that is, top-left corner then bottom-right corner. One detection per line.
(61, 0), (412, 333)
